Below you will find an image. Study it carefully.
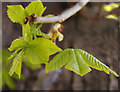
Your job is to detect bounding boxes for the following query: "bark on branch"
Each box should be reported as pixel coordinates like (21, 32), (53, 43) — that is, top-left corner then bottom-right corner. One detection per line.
(28, 0), (89, 24)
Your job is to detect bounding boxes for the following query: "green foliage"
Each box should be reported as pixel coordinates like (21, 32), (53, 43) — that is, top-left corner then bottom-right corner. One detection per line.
(8, 38), (28, 51)
(8, 37), (61, 78)
(1, 50), (15, 89)
(1, 49), (42, 89)
(103, 3), (119, 12)
(22, 56), (41, 70)
(24, 38), (62, 64)
(22, 23), (32, 42)
(77, 49), (119, 77)
(24, 0), (46, 17)
(9, 50), (24, 78)
(30, 24), (51, 38)
(6, 0), (119, 80)
(46, 49), (119, 77)
(103, 3), (119, 21)
(2, 69), (15, 89)
(7, 5), (25, 24)
(106, 14), (120, 21)
(8, 48), (22, 60)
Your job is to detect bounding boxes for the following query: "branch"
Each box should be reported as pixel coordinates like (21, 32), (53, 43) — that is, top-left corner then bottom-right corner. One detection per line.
(28, 0), (89, 24)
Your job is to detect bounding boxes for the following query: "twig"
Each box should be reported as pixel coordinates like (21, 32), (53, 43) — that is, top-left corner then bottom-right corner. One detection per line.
(28, 0), (89, 24)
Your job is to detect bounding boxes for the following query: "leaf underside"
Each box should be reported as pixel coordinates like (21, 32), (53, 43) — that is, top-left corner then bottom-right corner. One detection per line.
(46, 49), (119, 77)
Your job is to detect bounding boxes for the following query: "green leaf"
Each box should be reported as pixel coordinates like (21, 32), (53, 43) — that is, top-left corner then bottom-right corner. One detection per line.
(23, 56), (41, 70)
(46, 49), (70, 72)
(3, 69), (15, 89)
(65, 49), (91, 76)
(24, 38), (62, 64)
(46, 49), (119, 77)
(22, 23), (32, 43)
(106, 14), (120, 21)
(46, 49), (91, 76)
(7, 5), (25, 24)
(30, 23), (42, 30)
(8, 38), (28, 51)
(9, 50), (24, 79)
(25, 0), (46, 17)
(8, 48), (22, 60)
(104, 3), (119, 12)
(77, 49), (119, 77)
(31, 28), (51, 38)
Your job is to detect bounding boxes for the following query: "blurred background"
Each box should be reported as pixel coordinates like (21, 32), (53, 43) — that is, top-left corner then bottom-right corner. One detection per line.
(2, 1), (119, 90)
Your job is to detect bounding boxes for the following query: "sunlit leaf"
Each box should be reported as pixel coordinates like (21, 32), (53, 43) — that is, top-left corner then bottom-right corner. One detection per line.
(65, 49), (91, 76)
(46, 49), (119, 77)
(8, 38), (28, 51)
(7, 5), (25, 24)
(8, 48), (22, 60)
(22, 23), (32, 43)
(24, 38), (62, 64)
(104, 3), (119, 12)
(31, 29), (51, 38)
(9, 50), (24, 78)
(78, 49), (119, 77)
(25, 0), (46, 17)
(106, 14), (119, 21)
(46, 49), (91, 76)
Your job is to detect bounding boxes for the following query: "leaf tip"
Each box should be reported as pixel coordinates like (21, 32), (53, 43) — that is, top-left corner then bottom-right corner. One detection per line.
(9, 70), (13, 77)
(8, 48), (11, 51)
(109, 69), (119, 77)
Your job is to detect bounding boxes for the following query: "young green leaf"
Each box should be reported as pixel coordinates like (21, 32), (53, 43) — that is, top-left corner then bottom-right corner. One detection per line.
(8, 38), (28, 51)
(7, 5), (25, 24)
(8, 48), (22, 60)
(46, 49), (91, 76)
(77, 49), (119, 77)
(25, 0), (46, 17)
(46, 49), (70, 72)
(103, 3), (119, 12)
(9, 50), (24, 78)
(24, 38), (62, 64)
(23, 56), (41, 70)
(22, 23), (32, 43)
(31, 29), (51, 38)
(106, 14), (120, 21)
(46, 49), (119, 77)
(65, 49), (91, 76)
